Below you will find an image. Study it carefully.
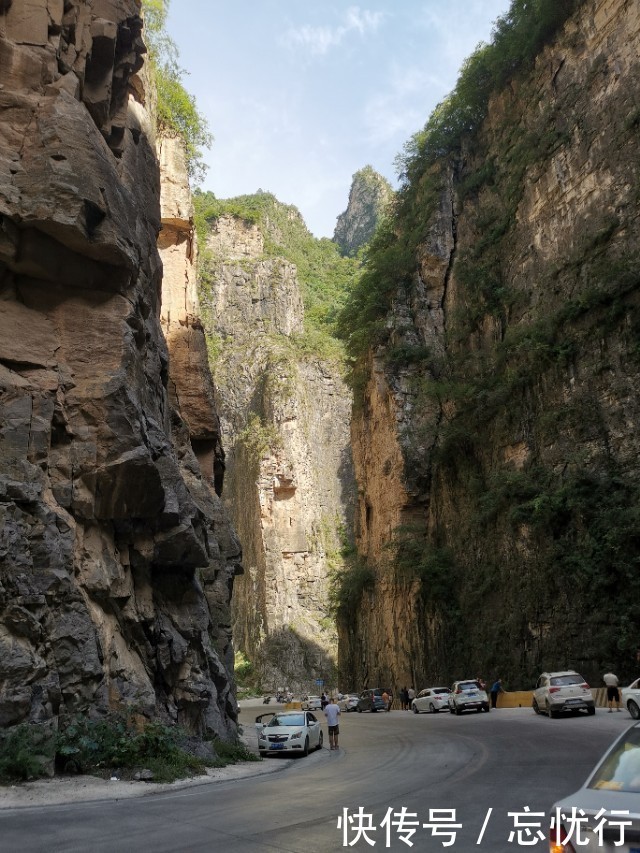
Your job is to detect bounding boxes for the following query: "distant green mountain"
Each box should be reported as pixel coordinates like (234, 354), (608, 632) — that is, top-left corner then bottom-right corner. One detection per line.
(333, 166), (393, 257)
(194, 189), (362, 361)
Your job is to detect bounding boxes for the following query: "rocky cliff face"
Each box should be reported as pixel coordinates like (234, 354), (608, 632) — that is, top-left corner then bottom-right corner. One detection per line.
(342, 0), (640, 691)
(333, 165), (393, 256)
(0, 0), (239, 738)
(201, 210), (355, 692)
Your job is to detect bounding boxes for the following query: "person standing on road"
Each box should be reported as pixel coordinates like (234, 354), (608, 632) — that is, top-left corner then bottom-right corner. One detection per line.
(490, 678), (504, 709)
(603, 670), (621, 712)
(400, 687), (408, 710)
(407, 686), (416, 709)
(324, 697), (341, 750)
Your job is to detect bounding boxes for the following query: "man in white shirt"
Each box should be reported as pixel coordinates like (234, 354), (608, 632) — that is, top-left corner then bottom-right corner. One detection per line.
(603, 671), (621, 712)
(324, 697), (341, 750)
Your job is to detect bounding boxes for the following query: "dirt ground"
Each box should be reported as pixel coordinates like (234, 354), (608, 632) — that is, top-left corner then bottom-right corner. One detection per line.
(0, 757), (286, 809)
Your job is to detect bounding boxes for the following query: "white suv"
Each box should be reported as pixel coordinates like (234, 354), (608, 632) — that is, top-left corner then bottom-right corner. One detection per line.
(533, 671), (595, 717)
(448, 680), (490, 714)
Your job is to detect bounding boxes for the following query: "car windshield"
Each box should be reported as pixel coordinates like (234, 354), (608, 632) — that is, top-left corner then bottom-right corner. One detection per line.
(267, 714), (305, 727)
(588, 728), (640, 793)
(434, 689), (450, 694)
(550, 674), (583, 686)
(460, 682), (481, 690)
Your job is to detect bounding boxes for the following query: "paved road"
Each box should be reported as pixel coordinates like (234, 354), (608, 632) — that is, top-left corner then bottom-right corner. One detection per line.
(0, 706), (632, 853)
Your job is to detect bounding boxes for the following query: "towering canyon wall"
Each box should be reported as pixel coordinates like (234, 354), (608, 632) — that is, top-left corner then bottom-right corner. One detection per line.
(200, 209), (355, 692)
(342, 0), (640, 691)
(0, 1), (239, 738)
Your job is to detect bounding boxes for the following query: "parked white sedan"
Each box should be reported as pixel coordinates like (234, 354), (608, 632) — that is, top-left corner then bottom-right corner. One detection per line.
(622, 678), (640, 719)
(301, 695), (322, 710)
(412, 687), (451, 714)
(256, 710), (323, 756)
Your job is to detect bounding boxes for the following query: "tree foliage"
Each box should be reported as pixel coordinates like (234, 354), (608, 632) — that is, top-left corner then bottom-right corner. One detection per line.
(142, 0), (212, 183)
(339, 0), (584, 366)
(195, 189), (362, 359)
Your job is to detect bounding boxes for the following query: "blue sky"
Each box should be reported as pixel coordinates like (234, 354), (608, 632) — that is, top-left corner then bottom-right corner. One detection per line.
(165, 1), (512, 237)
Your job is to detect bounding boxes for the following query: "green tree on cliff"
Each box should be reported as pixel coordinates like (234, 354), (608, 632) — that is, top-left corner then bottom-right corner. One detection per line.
(142, 0), (212, 183)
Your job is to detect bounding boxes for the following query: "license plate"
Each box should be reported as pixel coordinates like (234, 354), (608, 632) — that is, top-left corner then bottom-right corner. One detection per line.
(566, 699), (582, 705)
(466, 692), (478, 698)
(271, 743), (285, 749)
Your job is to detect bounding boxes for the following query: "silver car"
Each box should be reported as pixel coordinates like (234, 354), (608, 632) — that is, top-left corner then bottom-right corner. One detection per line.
(550, 722), (640, 850)
(533, 670), (595, 717)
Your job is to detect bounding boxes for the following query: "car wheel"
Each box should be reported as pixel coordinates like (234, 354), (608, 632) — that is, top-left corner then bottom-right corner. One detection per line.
(429, 703), (436, 714)
(455, 706), (462, 716)
(357, 706), (362, 712)
(302, 736), (309, 757)
(413, 703), (419, 714)
(317, 731), (323, 750)
(628, 700), (640, 720)
(546, 702), (558, 718)
(532, 699), (540, 715)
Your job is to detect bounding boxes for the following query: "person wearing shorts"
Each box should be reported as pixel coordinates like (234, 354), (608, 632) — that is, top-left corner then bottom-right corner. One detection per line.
(324, 697), (341, 750)
(603, 671), (621, 712)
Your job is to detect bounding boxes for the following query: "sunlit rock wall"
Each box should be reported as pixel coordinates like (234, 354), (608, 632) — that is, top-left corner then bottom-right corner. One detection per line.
(201, 214), (356, 693)
(342, 0), (640, 692)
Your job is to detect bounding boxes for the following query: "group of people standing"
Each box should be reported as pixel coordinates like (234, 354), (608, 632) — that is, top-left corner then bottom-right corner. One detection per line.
(397, 687), (416, 710)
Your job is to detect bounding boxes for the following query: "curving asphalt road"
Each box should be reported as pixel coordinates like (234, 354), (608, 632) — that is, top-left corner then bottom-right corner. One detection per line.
(0, 704), (632, 853)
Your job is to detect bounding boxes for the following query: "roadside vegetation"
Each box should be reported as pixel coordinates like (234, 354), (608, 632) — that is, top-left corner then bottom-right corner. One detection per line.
(0, 713), (258, 785)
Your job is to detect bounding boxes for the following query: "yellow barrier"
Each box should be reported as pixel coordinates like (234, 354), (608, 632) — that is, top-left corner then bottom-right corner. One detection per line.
(495, 688), (609, 708)
(494, 690), (534, 708)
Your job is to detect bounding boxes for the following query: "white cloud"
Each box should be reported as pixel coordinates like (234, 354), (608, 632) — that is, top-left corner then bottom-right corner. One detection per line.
(282, 6), (385, 56)
(362, 63), (448, 148)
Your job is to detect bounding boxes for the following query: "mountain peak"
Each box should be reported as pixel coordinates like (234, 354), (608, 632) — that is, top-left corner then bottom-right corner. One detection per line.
(333, 166), (393, 256)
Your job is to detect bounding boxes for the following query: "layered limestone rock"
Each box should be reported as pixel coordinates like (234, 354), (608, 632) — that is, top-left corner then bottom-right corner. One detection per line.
(342, 0), (640, 690)
(333, 165), (393, 256)
(0, 0), (239, 738)
(201, 212), (355, 692)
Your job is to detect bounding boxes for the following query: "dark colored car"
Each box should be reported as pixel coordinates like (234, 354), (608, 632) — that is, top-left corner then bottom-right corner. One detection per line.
(357, 688), (389, 712)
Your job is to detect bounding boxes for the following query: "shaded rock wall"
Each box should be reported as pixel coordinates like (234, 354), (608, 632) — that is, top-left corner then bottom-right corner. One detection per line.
(0, 0), (239, 737)
(342, 0), (640, 691)
(202, 214), (355, 692)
